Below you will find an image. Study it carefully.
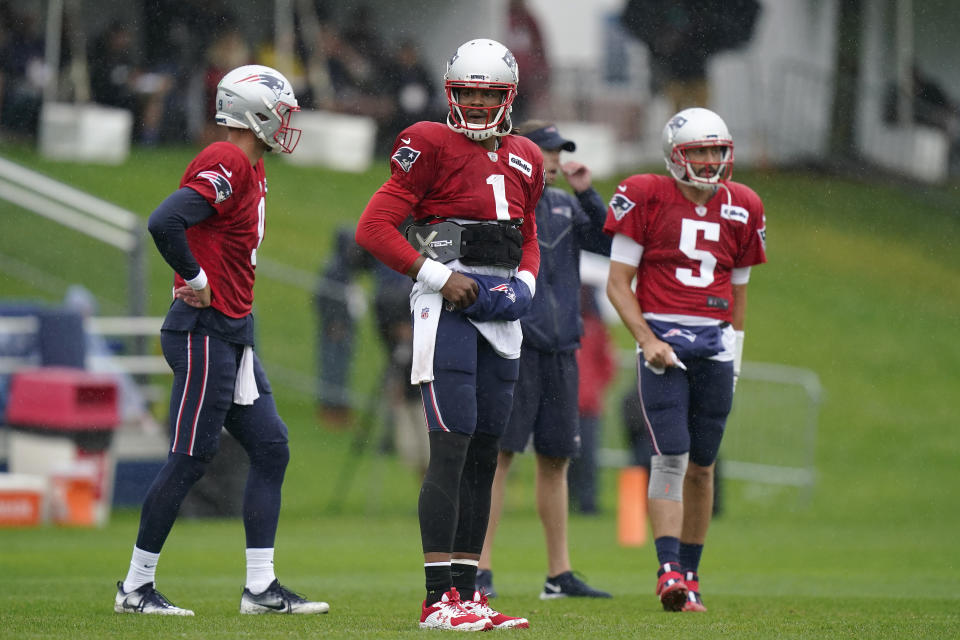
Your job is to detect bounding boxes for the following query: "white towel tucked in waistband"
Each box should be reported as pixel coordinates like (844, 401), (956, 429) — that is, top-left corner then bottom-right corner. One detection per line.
(233, 345), (260, 405)
(410, 287), (443, 384)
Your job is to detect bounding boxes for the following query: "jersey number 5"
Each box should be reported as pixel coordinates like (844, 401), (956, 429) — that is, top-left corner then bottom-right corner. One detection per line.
(676, 218), (719, 287)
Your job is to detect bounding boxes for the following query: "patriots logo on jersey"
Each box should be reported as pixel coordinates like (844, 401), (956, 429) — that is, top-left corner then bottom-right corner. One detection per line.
(489, 283), (517, 303)
(392, 146), (421, 172)
(609, 193), (636, 221)
(197, 170), (233, 204)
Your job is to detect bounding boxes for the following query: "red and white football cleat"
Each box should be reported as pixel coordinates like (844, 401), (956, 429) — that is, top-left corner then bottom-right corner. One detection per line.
(419, 588), (493, 631)
(681, 571), (707, 612)
(655, 562), (688, 612)
(462, 590), (529, 629)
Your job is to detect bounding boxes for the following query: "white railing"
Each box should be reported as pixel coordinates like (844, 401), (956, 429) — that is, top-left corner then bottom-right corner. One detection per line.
(0, 155), (147, 317)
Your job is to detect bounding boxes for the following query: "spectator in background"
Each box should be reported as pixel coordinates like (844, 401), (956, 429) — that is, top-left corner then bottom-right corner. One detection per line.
(506, 0), (551, 122)
(0, 4), (46, 137)
(478, 121), (611, 600)
(379, 38), (439, 153)
(568, 285), (618, 515)
(620, 0), (760, 113)
(198, 26), (251, 147)
(314, 227), (373, 426)
(89, 21), (172, 145)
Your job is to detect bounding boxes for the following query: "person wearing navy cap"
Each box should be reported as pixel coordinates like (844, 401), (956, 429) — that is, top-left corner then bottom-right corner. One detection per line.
(477, 120), (613, 600)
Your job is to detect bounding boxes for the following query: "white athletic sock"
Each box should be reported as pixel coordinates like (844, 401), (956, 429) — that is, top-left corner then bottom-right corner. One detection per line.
(123, 546), (160, 593)
(245, 547), (277, 594)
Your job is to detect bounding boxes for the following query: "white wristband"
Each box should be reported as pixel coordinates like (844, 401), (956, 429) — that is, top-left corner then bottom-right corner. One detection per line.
(416, 258), (453, 291)
(733, 330), (745, 376)
(516, 270), (536, 298)
(186, 268), (208, 291)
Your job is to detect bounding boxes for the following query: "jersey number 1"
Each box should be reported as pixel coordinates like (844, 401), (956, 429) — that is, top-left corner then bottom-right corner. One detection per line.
(486, 174), (511, 221)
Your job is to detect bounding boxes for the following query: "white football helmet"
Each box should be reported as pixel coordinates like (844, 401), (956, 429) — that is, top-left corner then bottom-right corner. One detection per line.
(444, 39), (518, 141)
(662, 107), (734, 189)
(215, 64), (301, 153)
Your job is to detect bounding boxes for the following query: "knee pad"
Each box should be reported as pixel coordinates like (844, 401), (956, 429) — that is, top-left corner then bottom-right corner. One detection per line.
(648, 453), (689, 502)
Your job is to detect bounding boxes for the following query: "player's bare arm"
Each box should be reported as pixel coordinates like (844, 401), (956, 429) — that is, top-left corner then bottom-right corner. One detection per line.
(606, 259), (676, 369)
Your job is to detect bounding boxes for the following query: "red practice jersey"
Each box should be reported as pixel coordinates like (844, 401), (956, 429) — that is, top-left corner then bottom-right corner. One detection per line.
(604, 174), (766, 322)
(357, 121), (544, 276)
(177, 142), (266, 318)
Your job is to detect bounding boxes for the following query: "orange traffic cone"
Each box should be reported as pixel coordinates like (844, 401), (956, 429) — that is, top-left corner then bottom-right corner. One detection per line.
(617, 466), (648, 547)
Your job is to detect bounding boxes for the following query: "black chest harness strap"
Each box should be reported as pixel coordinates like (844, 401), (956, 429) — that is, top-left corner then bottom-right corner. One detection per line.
(406, 219), (523, 269)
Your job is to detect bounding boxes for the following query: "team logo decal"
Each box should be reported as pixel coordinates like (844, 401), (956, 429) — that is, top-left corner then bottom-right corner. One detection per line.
(508, 153), (532, 177)
(720, 204), (749, 223)
(663, 327), (697, 343)
(197, 170), (233, 204)
(667, 115), (688, 135)
(237, 72), (285, 98)
(758, 226), (766, 250)
(609, 193), (636, 221)
(392, 146), (421, 172)
(489, 283), (517, 303)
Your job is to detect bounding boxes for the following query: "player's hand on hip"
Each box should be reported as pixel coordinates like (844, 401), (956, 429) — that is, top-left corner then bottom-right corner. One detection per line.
(175, 284), (212, 308)
(441, 272), (479, 309)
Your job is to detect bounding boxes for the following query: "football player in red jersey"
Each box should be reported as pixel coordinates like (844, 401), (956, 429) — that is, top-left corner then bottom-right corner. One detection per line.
(356, 38), (542, 631)
(605, 107), (767, 613)
(114, 65), (329, 617)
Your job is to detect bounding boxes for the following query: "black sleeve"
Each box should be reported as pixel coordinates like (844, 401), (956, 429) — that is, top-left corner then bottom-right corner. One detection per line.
(147, 187), (216, 281)
(574, 188), (613, 256)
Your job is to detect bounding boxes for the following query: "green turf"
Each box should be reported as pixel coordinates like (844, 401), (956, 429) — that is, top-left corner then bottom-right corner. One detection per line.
(1, 144), (959, 638)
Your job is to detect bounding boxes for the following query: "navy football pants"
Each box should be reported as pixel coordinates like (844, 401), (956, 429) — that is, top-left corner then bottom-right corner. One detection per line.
(637, 356), (733, 467)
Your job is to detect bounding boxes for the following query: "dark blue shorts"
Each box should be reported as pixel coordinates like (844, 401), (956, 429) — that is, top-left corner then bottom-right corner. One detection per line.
(419, 307), (520, 438)
(161, 331), (288, 462)
(499, 346), (580, 458)
(636, 355), (733, 467)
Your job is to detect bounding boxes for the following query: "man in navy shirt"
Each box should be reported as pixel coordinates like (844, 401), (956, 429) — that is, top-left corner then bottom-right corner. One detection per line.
(477, 122), (613, 599)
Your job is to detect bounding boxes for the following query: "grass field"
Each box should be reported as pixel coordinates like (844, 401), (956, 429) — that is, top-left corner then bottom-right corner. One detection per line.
(1, 143), (959, 638)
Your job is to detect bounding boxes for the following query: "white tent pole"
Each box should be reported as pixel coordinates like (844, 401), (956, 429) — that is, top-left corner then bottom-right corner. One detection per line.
(895, 0), (914, 126)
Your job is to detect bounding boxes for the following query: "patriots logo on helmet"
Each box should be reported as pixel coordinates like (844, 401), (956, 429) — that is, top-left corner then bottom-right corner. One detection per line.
(392, 146), (421, 172)
(197, 170), (233, 204)
(489, 283), (517, 303)
(501, 49), (517, 74)
(238, 72), (285, 97)
(609, 193), (636, 221)
(667, 115), (688, 135)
